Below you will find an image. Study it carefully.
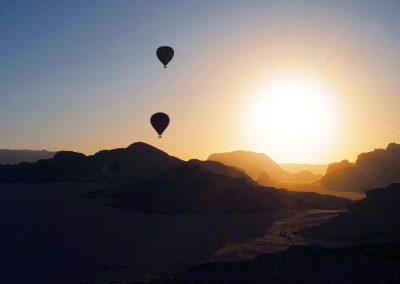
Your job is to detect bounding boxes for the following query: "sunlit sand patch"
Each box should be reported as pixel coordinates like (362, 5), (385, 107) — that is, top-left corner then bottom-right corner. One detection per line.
(210, 209), (347, 261)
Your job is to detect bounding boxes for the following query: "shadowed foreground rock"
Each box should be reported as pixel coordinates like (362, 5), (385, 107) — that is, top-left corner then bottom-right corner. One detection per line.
(183, 241), (400, 284)
(107, 241), (400, 284)
(299, 183), (400, 241)
(89, 165), (350, 214)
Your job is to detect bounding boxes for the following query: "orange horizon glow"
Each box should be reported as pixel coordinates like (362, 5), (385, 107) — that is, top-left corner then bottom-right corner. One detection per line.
(2, 2), (400, 165)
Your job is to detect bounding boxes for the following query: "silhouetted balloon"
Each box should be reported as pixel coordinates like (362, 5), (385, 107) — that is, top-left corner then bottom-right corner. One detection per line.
(150, 112), (170, 138)
(156, 46), (174, 68)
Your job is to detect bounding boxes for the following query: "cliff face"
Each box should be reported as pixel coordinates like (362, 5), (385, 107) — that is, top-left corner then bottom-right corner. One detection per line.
(322, 143), (400, 193)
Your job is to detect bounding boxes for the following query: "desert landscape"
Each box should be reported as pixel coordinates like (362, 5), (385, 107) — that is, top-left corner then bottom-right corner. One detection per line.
(2, 1), (400, 283)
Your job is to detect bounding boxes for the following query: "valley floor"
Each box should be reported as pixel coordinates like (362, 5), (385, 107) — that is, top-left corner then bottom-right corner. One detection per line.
(0, 183), (344, 283)
(210, 209), (348, 262)
(276, 181), (365, 200)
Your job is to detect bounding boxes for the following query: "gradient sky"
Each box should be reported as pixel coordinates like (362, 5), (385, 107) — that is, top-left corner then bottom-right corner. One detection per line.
(1, 0), (400, 163)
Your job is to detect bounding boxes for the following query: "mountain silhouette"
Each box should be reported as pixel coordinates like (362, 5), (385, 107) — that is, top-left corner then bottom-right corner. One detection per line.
(299, 183), (400, 241)
(0, 142), (182, 182)
(321, 143), (400, 192)
(0, 143), (316, 186)
(0, 149), (56, 165)
(208, 150), (321, 185)
(0, 142), (351, 214)
(208, 151), (285, 180)
(0, 142), (255, 183)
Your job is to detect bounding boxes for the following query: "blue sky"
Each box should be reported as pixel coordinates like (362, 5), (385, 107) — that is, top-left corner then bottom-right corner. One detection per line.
(1, 0), (400, 162)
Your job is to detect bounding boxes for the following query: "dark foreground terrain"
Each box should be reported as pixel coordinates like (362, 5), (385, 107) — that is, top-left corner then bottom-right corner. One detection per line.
(123, 240), (400, 284)
(0, 182), (325, 283)
(4, 143), (396, 283)
(104, 183), (400, 284)
(0, 182), (350, 283)
(299, 183), (400, 241)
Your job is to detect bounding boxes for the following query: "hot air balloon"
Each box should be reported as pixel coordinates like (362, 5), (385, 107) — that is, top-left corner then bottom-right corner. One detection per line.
(156, 46), (174, 68)
(150, 112), (170, 138)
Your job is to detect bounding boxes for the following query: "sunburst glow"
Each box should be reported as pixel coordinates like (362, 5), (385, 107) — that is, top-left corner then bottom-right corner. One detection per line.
(244, 73), (339, 162)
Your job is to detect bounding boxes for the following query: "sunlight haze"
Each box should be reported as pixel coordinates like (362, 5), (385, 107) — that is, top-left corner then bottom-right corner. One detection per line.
(1, 0), (400, 163)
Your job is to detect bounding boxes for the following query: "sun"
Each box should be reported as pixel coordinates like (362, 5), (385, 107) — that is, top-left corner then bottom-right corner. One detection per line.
(243, 73), (339, 163)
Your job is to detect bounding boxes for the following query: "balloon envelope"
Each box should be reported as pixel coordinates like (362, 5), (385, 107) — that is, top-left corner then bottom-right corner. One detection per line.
(150, 112), (170, 138)
(156, 46), (174, 68)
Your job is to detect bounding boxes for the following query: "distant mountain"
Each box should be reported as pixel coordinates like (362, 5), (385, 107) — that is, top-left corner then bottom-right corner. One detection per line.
(299, 183), (400, 242)
(279, 163), (328, 175)
(281, 170), (323, 184)
(0, 149), (56, 165)
(208, 151), (321, 185)
(257, 172), (274, 187)
(321, 143), (400, 192)
(208, 151), (284, 181)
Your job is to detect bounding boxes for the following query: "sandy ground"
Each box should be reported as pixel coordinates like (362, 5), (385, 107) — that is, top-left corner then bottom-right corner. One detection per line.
(0, 183), (300, 283)
(210, 209), (347, 261)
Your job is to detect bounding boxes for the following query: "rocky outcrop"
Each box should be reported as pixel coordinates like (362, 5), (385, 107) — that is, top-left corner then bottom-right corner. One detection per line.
(322, 143), (400, 192)
(299, 183), (400, 241)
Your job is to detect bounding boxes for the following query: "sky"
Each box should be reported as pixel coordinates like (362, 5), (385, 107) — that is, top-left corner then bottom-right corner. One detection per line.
(1, 0), (400, 163)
